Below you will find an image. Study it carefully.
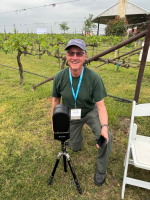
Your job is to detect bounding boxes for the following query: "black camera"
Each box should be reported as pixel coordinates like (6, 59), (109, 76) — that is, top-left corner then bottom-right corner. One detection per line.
(53, 104), (70, 141)
(49, 104), (82, 194)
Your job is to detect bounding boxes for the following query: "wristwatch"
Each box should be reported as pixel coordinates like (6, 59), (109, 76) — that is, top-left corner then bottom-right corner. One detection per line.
(101, 124), (109, 128)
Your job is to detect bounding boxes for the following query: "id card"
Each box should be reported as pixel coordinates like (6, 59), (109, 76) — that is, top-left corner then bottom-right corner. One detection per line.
(71, 109), (81, 120)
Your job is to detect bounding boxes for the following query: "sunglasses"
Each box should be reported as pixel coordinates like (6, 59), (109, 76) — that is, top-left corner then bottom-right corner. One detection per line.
(67, 51), (85, 57)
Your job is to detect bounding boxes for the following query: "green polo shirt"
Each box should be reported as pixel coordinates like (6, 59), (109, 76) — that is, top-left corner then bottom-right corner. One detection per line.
(52, 66), (107, 117)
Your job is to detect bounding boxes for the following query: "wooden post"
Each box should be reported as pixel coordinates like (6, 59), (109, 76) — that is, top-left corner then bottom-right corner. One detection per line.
(134, 18), (150, 103)
(17, 50), (23, 85)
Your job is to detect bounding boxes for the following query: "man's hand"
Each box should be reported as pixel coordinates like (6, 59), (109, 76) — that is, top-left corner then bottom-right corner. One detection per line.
(96, 127), (108, 149)
(96, 99), (109, 149)
(101, 126), (109, 143)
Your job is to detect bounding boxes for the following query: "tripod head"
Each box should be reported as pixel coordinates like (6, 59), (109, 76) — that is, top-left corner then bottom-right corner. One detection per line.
(53, 104), (70, 141)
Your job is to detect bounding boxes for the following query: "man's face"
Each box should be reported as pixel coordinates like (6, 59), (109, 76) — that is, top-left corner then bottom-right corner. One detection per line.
(66, 46), (87, 71)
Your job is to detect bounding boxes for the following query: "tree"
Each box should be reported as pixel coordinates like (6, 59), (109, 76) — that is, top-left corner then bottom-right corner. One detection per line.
(83, 14), (96, 35)
(105, 16), (128, 36)
(59, 21), (69, 33)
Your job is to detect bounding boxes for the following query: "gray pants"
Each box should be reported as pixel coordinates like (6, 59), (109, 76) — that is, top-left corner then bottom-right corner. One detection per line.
(69, 107), (113, 174)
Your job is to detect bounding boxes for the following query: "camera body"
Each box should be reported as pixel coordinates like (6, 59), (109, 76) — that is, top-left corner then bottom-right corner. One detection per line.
(53, 104), (70, 141)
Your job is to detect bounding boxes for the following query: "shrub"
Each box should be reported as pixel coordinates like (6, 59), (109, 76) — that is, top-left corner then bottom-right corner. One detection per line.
(105, 16), (128, 36)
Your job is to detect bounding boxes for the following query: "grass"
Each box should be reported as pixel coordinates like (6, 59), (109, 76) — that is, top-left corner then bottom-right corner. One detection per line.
(0, 45), (150, 200)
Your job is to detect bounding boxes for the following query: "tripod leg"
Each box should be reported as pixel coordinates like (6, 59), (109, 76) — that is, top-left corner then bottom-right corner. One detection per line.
(66, 155), (82, 194)
(63, 155), (67, 172)
(48, 153), (62, 185)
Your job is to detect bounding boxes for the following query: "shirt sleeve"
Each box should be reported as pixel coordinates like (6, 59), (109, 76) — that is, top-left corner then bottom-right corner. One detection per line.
(52, 74), (61, 98)
(92, 75), (107, 102)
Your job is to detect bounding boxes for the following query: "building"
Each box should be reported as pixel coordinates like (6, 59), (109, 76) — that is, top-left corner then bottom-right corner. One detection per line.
(92, 0), (150, 35)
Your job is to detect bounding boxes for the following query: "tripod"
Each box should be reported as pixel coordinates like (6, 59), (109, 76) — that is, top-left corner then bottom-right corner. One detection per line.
(48, 140), (82, 194)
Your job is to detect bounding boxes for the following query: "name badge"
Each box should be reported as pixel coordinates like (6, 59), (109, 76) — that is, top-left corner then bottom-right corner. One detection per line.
(71, 109), (81, 120)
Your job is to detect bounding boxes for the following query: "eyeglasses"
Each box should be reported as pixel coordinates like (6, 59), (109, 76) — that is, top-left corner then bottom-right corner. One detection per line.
(67, 51), (85, 57)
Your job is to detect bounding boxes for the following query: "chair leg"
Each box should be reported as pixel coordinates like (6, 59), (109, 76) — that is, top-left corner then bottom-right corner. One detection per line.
(121, 180), (126, 199)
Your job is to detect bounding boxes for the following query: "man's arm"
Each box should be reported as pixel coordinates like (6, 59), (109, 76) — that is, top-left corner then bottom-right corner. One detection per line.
(96, 99), (109, 143)
(51, 97), (61, 132)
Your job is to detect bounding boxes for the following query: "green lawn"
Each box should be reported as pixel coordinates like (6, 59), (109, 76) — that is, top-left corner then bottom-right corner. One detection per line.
(0, 48), (150, 200)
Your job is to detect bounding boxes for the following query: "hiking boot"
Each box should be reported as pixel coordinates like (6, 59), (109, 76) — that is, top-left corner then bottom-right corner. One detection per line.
(94, 168), (106, 186)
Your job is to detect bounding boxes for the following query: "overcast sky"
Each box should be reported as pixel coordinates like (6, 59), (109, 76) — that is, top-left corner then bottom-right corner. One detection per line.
(0, 0), (149, 34)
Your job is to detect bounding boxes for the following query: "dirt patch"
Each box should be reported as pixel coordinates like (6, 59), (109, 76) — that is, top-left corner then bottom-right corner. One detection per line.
(119, 117), (131, 135)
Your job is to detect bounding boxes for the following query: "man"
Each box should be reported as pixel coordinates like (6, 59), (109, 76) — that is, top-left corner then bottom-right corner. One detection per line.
(51, 39), (112, 186)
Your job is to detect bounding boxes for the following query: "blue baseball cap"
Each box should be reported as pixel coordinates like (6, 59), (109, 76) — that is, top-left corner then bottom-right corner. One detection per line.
(65, 39), (86, 52)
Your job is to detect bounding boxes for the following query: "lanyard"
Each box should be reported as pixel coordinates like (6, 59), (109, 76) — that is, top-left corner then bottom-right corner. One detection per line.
(69, 67), (84, 108)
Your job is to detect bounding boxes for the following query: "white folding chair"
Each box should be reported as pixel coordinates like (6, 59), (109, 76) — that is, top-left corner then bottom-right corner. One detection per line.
(122, 100), (150, 199)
